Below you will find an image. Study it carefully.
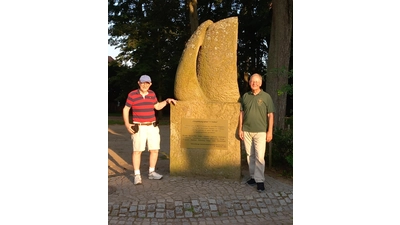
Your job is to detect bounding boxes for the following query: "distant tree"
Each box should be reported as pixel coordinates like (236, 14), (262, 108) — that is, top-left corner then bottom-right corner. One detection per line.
(108, 0), (293, 117)
(236, 0), (272, 95)
(265, 0), (293, 129)
(109, 0), (189, 117)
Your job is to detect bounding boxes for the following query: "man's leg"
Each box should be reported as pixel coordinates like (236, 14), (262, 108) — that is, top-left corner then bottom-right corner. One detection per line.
(149, 150), (159, 169)
(132, 151), (142, 171)
(148, 126), (162, 179)
(131, 131), (145, 185)
(132, 151), (143, 184)
(253, 132), (267, 183)
(243, 131), (255, 178)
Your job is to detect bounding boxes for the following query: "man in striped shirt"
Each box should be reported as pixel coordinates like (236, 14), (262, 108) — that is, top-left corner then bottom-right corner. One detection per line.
(122, 75), (177, 185)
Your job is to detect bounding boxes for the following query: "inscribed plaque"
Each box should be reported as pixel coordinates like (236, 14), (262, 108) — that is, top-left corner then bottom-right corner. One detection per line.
(181, 118), (228, 149)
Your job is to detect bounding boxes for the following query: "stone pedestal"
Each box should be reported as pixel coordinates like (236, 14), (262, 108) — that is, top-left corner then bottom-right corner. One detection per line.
(170, 101), (241, 180)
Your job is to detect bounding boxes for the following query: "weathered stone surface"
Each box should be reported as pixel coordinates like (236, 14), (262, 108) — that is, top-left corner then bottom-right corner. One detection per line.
(171, 17), (240, 180)
(198, 17), (239, 102)
(174, 17), (239, 102)
(170, 101), (241, 180)
(174, 20), (213, 101)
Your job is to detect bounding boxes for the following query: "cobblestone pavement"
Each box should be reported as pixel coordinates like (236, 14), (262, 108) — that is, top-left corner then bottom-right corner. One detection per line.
(109, 125), (293, 224)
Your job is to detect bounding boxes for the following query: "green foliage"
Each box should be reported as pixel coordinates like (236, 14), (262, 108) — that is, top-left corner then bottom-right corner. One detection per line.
(108, 0), (292, 118)
(270, 127), (293, 172)
(108, 120), (124, 125)
(285, 154), (293, 167)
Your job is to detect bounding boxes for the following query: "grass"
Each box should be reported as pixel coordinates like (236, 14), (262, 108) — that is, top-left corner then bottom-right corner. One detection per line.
(108, 113), (171, 125)
(185, 206), (195, 213)
(109, 120), (124, 125)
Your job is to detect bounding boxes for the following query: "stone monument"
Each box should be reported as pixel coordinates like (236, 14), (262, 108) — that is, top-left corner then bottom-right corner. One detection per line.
(170, 17), (241, 180)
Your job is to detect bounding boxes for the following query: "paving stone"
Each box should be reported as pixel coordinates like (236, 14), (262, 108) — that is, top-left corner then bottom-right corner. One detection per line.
(242, 203), (250, 211)
(129, 205), (137, 212)
(138, 205), (146, 211)
(119, 208), (128, 214)
(166, 210), (175, 219)
(183, 203), (192, 209)
(201, 202), (210, 209)
(203, 210), (211, 217)
(121, 202), (130, 208)
(148, 204), (156, 211)
(244, 211), (253, 215)
(260, 208), (269, 213)
(175, 201), (183, 207)
(249, 201), (257, 208)
(137, 211), (146, 218)
(210, 205), (218, 211)
(194, 205), (202, 213)
(266, 193), (275, 198)
(176, 207), (183, 214)
(185, 211), (193, 218)
(257, 202), (266, 208)
(251, 208), (260, 214)
(157, 203), (166, 209)
(233, 203), (241, 210)
(192, 200), (199, 206)
(267, 206), (276, 213)
(279, 199), (287, 205)
(110, 210), (119, 216)
(224, 201), (233, 208)
(245, 195), (253, 200)
(156, 212), (165, 218)
(211, 212), (220, 217)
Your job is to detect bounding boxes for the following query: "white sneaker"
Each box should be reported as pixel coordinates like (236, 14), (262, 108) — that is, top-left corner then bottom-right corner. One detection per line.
(149, 171), (163, 180)
(134, 174), (142, 185)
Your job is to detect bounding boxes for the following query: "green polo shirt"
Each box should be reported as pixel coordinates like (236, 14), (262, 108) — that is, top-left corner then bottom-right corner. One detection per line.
(240, 90), (275, 132)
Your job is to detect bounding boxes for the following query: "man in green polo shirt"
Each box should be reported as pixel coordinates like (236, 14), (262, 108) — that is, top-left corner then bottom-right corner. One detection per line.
(238, 73), (275, 192)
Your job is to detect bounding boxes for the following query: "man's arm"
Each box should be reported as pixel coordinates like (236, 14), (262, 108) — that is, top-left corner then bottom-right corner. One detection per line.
(154, 98), (177, 110)
(238, 111), (244, 140)
(122, 105), (134, 134)
(266, 112), (274, 142)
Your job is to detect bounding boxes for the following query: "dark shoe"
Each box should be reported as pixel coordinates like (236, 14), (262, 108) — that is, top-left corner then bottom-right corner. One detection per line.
(257, 182), (265, 192)
(246, 178), (256, 186)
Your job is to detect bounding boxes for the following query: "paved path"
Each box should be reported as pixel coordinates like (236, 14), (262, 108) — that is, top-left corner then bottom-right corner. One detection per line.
(108, 125), (293, 224)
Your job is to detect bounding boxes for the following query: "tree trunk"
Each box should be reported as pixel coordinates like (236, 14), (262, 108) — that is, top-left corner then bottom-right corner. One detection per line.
(265, 0), (293, 130)
(187, 0), (198, 34)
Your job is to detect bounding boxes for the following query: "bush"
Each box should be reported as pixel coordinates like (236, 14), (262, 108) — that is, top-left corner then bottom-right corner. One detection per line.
(268, 128), (293, 171)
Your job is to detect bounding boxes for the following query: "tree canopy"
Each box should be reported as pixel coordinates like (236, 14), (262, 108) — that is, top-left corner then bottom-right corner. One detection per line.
(108, 0), (292, 121)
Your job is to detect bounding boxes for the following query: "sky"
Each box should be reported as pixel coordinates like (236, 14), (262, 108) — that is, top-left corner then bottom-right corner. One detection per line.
(108, 44), (121, 59)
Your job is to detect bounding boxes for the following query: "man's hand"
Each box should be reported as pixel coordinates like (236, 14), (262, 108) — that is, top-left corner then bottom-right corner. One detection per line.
(239, 130), (244, 140)
(266, 131), (273, 143)
(125, 123), (135, 134)
(166, 98), (177, 105)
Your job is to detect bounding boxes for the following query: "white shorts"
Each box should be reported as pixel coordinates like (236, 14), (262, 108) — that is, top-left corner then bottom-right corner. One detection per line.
(131, 125), (160, 151)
